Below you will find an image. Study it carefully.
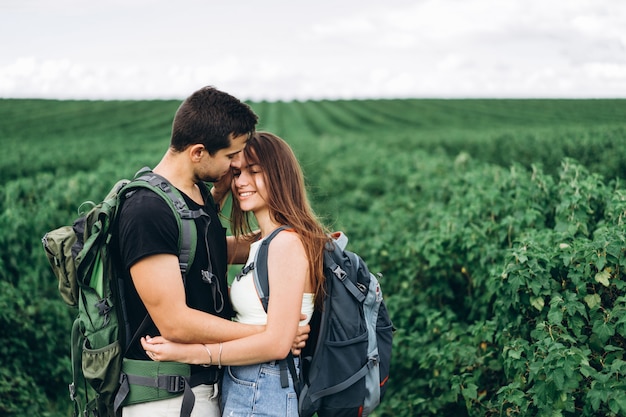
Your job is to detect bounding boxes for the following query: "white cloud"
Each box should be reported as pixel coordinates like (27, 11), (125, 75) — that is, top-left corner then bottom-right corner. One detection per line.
(312, 16), (375, 37)
(585, 62), (626, 80)
(0, 0), (625, 100)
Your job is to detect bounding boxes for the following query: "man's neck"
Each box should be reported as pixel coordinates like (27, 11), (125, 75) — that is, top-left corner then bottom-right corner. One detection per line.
(153, 152), (204, 205)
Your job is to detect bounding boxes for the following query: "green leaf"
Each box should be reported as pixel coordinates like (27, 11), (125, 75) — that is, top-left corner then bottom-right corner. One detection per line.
(552, 368), (565, 390)
(595, 269), (611, 287)
(507, 348), (522, 360)
(531, 296), (545, 311)
(462, 383), (478, 400)
(593, 320), (615, 343)
(611, 391), (626, 413)
(548, 307), (563, 324)
(584, 294), (601, 309)
(586, 387), (606, 411)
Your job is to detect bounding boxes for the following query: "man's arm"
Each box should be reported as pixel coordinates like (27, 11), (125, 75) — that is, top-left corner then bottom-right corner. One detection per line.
(130, 253), (261, 344)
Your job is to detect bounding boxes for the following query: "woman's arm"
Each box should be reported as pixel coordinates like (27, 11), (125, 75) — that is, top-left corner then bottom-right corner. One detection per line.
(142, 231), (309, 365)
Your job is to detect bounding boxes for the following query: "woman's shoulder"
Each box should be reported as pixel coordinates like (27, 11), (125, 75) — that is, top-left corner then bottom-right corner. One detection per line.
(275, 227), (301, 241)
(266, 227), (308, 277)
(269, 227), (305, 254)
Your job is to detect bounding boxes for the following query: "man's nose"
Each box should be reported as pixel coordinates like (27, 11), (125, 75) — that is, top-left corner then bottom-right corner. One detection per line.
(230, 153), (242, 167)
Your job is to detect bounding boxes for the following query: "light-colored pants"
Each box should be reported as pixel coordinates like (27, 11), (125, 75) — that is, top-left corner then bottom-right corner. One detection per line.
(122, 383), (220, 417)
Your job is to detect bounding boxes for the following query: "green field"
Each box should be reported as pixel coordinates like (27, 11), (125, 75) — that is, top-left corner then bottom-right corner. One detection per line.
(1, 98), (626, 416)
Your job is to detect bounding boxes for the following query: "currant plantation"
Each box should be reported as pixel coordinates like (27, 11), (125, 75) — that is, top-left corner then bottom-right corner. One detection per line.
(1, 98), (626, 416)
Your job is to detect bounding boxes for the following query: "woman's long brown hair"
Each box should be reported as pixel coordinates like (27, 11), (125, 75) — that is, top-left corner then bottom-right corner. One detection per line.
(230, 131), (330, 310)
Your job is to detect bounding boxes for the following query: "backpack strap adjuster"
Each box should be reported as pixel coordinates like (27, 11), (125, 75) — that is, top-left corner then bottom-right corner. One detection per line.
(167, 375), (186, 393)
(235, 262), (255, 281)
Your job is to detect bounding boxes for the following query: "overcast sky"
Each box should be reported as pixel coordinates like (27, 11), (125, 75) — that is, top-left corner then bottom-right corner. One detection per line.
(1, 0), (625, 101)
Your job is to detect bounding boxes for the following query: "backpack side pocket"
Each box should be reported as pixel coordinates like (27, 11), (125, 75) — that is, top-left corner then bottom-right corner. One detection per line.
(42, 226), (79, 306)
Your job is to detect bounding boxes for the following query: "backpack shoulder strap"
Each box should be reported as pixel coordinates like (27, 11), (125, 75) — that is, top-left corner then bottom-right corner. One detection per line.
(251, 225), (290, 311)
(123, 167), (208, 276)
(324, 245), (367, 303)
(113, 169), (209, 414)
(247, 225), (298, 391)
(251, 228), (349, 309)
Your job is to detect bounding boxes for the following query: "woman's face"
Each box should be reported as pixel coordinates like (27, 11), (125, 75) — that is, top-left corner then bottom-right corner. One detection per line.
(231, 151), (269, 213)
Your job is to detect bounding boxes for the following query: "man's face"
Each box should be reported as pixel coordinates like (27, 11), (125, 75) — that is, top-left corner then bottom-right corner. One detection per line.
(200, 133), (248, 182)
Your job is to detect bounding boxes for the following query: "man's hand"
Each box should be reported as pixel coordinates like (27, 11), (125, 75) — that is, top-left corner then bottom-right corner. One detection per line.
(211, 170), (233, 209)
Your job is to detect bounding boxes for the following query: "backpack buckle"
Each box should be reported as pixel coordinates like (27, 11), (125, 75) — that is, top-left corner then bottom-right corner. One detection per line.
(95, 299), (112, 325)
(177, 207), (193, 219)
(332, 265), (347, 281)
(167, 375), (186, 393)
(68, 382), (76, 400)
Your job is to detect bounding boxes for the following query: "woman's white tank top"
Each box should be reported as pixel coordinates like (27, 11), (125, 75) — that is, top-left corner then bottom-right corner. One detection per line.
(230, 237), (314, 326)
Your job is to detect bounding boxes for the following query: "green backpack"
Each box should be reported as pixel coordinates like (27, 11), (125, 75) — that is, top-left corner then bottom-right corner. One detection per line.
(42, 167), (208, 417)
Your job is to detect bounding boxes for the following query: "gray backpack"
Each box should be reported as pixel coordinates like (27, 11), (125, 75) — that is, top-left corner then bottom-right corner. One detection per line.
(239, 226), (394, 417)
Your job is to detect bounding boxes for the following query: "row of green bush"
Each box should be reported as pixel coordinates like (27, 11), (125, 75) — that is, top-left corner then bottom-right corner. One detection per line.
(310, 138), (626, 415)
(1, 98), (625, 416)
(2, 99), (626, 186)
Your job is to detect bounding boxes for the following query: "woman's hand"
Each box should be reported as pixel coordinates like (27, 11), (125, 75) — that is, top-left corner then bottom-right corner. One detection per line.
(141, 335), (206, 365)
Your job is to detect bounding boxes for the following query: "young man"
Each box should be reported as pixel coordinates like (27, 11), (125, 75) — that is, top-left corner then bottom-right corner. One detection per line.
(115, 86), (280, 417)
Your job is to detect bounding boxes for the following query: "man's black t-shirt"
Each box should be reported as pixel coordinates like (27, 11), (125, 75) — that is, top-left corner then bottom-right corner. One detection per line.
(116, 184), (234, 361)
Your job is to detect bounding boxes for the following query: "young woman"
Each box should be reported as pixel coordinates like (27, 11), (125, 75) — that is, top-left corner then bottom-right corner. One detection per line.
(141, 131), (330, 416)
